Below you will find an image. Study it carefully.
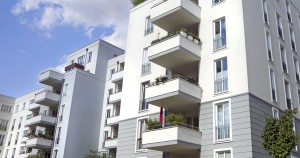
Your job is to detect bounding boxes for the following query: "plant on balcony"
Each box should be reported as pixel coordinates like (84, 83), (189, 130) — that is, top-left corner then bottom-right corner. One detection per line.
(145, 118), (161, 130)
(85, 149), (108, 158)
(262, 109), (299, 158)
(27, 154), (41, 158)
(155, 76), (169, 85)
(131, 0), (146, 6)
(166, 113), (184, 126)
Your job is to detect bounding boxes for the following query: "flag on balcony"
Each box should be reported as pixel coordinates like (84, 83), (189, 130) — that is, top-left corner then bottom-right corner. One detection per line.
(160, 107), (163, 124)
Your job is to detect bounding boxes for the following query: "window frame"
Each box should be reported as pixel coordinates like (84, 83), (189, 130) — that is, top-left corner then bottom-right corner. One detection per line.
(213, 17), (227, 51)
(135, 116), (149, 153)
(213, 99), (232, 143)
(262, 0), (269, 25)
(214, 57), (229, 94)
(272, 107), (279, 119)
(269, 68), (277, 102)
(213, 148), (233, 158)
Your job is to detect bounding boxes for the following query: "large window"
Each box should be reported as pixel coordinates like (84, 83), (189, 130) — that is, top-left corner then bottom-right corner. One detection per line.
(294, 57), (300, 82)
(290, 27), (297, 52)
(269, 69), (277, 102)
(214, 18), (226, 50)
(266, 31), (273, 61)
(280, 45), (288, 73)
(215, 150), (231, 158)
(0, 134), (5, 146)
(276, 13), (284, 39)
(139, 81), (150, 111)
(142, 48), (151, 75)
(0, 119), (9, 131)
(284, 80), (292, 109)
(0, 104), (12, 113)
(215, 101), (231, 141)
(136, 118), (147, 151)
(262, 0), (269, 24)
(145, 16), (153, 35)
(215, 58), (228, 93)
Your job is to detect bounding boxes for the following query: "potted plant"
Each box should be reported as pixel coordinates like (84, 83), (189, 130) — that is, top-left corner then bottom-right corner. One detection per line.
(145, 118), (161, 130)
(179, 28), (187, 37)
(187, 32), (194, 40)
(166, 113), (184, 126)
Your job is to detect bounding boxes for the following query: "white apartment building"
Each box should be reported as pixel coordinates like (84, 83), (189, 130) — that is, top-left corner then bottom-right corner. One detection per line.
(105, 0), (300, 158)
(0, 95), (14, 158)
(1, 39), (124, 158)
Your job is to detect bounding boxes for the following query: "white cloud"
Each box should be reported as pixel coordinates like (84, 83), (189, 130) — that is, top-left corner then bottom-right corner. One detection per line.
(12, 0), (132, 49)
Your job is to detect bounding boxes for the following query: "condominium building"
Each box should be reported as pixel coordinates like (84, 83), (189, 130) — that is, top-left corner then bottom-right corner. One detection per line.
(0, 95), (14, 158)
(1, 39), (124, 158)
(102, 0), (300, 158)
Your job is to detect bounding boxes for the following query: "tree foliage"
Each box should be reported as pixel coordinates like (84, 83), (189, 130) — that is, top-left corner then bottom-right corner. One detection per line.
(262, 109), (299, 158)
(84, 150), (108, 158)
(131, 0), (146, 6)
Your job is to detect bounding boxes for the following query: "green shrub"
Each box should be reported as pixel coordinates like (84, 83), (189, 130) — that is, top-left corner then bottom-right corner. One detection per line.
(131, 0), (146, 6)
(145, 118), (161, 130)
(166, 113), (184, 126)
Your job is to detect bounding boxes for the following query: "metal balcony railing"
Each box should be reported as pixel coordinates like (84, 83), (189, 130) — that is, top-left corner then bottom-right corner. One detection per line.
(216, 124), (230, 140)
(214, 36), (227, 50)
(142, 62), (151, 75)
(214, 78), (228, 93)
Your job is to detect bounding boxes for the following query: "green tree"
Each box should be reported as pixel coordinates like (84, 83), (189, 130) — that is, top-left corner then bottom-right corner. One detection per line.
(262, 109), (299, 158)
(84, 150), (108, 158)
(131, 0), (146, 6)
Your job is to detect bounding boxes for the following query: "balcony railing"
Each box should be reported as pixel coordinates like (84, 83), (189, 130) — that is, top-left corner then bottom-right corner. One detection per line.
(216, 124), (230, 140)
(214, 78), (228, 93)
(214, 36), (227, 50)
(142, 62), (151, 75)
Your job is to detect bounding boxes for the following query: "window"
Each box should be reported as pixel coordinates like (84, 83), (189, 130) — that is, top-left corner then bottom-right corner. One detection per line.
(77, 55), (85, 65)
(214, 18), (227, 50)
(276, 13), (284, 39)
(286, 0), (292, 23)
(280, 45), (288, 73)
(53, 150), (58, 158)
(12, 148), (16, 158)
(56, 127), (61, 144)
(215, 150), (231, 158)
(262, 0), (269, 24)
(11, 119), (15, 131)
(4, 149), (8, 158)
(1, 104), (12, 113)
(139, 81), (150, 111)
(145, 16), (153, 35)
(213, 0), (224, 5)
(59, 105), (64, 122)
(214, 101), (231, 141)
(142, 48), (151, 75)
(15, 132), (19, 145)
(294, 57), (300, 82)
(18, 117), (22, 129)
(110, 68), (115, 79)
(0, 119), (9, 131)
(272, 107), (279, 119)
(290, 27), (297, 52)
(87, 51), (92, 63)
(63, 83), (68, 96)
(7, 134), (12, 146)
(215, 58), (228, 93)
(269, 69), (277, 102)
(136, 118), (147, 151)
(0, 134), (5, 146)
(265, 31), (273, 61)
(284, 80), (292, 109)
(22, 102), (26, 110)
(15, 105), (19, 113)
(107, 89), (113, 103)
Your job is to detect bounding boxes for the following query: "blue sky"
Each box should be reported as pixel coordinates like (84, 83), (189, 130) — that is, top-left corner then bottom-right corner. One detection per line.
(0, 0), (131, 98)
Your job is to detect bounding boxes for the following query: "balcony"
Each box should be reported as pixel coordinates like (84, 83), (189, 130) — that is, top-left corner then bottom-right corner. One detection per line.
(109, 92), (122, 104)
(111, 71), (124, 84)
(142, 125), (201, 153)
(35, 91), (60, 108)
(107, 116), (120, 126)
(148, 34), (200, 75)
(104, 139), (118, 149)
(145, 76), (201, 113)
(150, 0), (201, 31)
(26, 138), (53, 150)
(28, 103), (41, 113)
(39, 70), (63, 88)
(25, 114), (56, 128)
